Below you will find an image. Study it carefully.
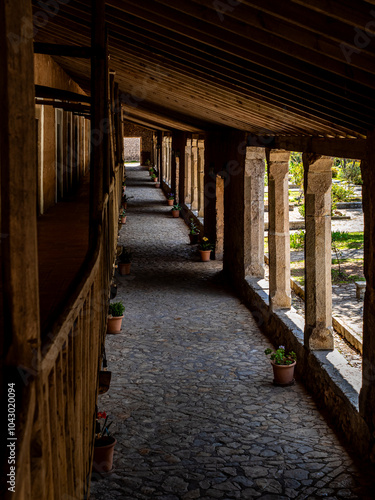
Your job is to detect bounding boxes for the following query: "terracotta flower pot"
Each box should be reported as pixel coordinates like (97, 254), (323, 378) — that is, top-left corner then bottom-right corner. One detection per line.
(107, 315), (124, 334)
(155, 182), (160, 188)
(121, 216), (127, 224)
(153, 177), (158, 183)
(167, 199), (174, 206)
(271, 361), (296, 386)
(199, 249), (211, 261)
(171, 210), (180, 218)
(118, 262), (131, 275)
(93, 437), (116, 473)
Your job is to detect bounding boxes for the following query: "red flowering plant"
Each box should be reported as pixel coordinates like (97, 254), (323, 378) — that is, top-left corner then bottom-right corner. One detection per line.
(96, 411), (113, 438)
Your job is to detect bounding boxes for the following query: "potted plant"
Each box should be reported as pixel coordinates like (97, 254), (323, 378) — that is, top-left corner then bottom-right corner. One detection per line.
(198, 236), (213, 261)
(120, 208), (127, 224)
(107, 301), (125, 334)
(151, 173), (158, 183)
(93, 411), (116, 473)
(148, 167), (154, 176)
(118, 247), (132, 275)
(264, 345), (297, 386)
(171, 203), (182, 218)
(189, 218), (200, 244)
(166, 193), (175, 206)
(121, 194), (133, 210)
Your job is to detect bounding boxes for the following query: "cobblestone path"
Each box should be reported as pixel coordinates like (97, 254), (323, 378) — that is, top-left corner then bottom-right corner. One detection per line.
(90, 167), (373, 500)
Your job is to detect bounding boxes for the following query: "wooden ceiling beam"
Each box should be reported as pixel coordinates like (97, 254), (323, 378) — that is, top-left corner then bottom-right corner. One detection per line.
(290, 0), (375, 28)
(151, 0), (375, 75)
(106, 23), (375, 126)
(238, 0), (375, 47)
(35, 11), (375, 124)
(249, 135), (367, 160)
(35, 84), (90, 103)
(107, 1), (375, 96)
(54, 45), (364, 137)
(34, 43), (91, 58)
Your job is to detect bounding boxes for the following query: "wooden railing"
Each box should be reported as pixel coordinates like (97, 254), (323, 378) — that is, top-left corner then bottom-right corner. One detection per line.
(10, 165), (123, 500)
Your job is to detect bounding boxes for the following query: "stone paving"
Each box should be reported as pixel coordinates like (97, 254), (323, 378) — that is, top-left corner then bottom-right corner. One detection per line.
(90, 167), (374, 500)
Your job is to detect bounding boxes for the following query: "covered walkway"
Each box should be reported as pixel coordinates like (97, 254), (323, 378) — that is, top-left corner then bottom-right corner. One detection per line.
(91, 167), (372, 499)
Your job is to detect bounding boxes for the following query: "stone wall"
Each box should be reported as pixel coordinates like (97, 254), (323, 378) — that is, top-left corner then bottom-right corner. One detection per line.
(123, 122), (154, 164)
(124, 137), (140, 161)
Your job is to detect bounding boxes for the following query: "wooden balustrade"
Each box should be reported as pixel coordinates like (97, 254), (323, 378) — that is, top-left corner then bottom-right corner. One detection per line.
(9, 166), (123, 500)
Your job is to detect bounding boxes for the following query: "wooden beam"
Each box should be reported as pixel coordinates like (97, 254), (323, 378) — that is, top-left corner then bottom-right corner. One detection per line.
(34, 42), (92, 58)
(89, 0), (107, 246)
(248, 135), (367, 160)
(35, 99), (90, 114)
(35, 85), (91, 103)
(0, 0), (41, 369)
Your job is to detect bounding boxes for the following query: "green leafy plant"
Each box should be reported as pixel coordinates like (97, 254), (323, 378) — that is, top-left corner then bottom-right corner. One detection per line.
(289, 152), (304, 189)
(108, 302), (125, 317)
(172, 203), (182, 211)
(151, 173), (157, 179)
(145, 159), (151, 166)
(167, 192), (175, 200)
(331, 183), (355, 203)
(189, 218), (200, 235)
(119, 247), (132, 263)
(264, 346), (297, 366)
(336, 158), (362, 185)
(290, 230), (305, 249)
(120, 208), (126, 217)
(199, 236), (213, 251)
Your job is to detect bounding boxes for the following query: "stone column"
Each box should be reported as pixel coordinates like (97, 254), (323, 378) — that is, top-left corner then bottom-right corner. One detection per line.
(185, 138), (192, 205)
(303, 153), (334, 350)
(267, 149), (291, 309)
(168, 136), (172, 185)
(215, 176), (225, 260)
(244, 147), (266, 277)
(198, 139), (205, 217)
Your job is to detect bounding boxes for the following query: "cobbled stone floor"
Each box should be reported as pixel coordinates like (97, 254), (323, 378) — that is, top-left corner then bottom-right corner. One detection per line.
(90, 167), (374, 500)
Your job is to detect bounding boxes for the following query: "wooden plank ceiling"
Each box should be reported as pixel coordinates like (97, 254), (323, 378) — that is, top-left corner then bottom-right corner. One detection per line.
(32, 0), (375, 138)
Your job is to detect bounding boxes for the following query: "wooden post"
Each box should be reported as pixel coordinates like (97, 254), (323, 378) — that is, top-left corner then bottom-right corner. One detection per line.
(359, 129), (375, 459)
(0, 0), (41, 370)
(90, 0), (107, 247)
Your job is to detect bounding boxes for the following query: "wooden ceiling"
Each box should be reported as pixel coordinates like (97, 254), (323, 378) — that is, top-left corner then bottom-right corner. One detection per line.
(32, 0), (375, 138)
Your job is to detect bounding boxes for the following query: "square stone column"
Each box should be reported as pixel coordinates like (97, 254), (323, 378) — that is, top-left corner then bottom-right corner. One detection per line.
(191, 137), (199, 211)
(244, 147), (266, 277)
(266, 149), (291, 309)
(303, 153), (334, 350)
(185, 138), (192, 205)
(198, 139), (205, 217)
